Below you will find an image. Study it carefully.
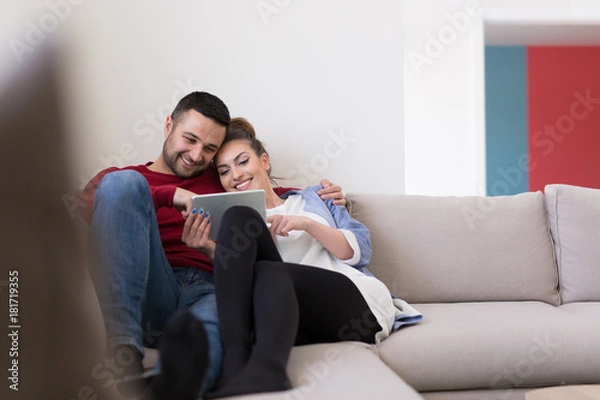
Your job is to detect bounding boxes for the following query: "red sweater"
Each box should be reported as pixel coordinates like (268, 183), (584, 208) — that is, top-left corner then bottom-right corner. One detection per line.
(80, 162), (289, 273)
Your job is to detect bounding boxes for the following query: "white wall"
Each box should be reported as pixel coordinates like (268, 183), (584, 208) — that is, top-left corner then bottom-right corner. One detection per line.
(403, 0), (486, 196)
(1, 0), (405, 199)
(5, 1), (598, 201)
(483, 0), (600, 24)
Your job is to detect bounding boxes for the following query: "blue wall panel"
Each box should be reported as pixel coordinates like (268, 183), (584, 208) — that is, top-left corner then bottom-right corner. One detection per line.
(485, 46), (528, 196)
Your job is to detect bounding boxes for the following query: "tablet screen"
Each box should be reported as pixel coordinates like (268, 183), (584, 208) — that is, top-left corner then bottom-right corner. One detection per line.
(191, 190), (266, 240)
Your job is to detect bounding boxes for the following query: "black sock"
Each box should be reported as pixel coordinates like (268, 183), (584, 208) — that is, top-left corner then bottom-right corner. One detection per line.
(214, 342), (251, 390)
(144, 310), (209, 400)
(206, 263), (296, 399)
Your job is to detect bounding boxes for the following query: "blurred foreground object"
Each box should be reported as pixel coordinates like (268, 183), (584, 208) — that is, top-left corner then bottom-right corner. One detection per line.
(0, 47), (113, 399)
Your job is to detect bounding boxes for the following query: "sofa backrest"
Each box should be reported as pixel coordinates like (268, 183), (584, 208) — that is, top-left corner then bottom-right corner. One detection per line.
(545, 184), (600, 303)
(347, 191), (560, 305)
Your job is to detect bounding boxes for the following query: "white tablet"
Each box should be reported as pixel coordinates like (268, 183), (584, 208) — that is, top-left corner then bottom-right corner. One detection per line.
(191, 190), (266, 240)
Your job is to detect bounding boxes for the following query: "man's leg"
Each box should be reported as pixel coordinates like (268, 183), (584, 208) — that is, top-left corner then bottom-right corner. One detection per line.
(90, 170), (181, 376)
(143, 269), (218, 400)
(144, 310), (209, 400)
(178, 269), (223, 395)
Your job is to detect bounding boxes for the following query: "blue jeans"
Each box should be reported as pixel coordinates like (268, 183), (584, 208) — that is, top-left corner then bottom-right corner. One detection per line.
(90, 170), (222, 395)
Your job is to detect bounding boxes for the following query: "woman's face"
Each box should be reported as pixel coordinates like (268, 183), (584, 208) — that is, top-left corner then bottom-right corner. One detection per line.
(215, 140), (272, 192)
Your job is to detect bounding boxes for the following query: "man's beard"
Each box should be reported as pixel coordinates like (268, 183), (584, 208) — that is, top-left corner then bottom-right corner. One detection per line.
(162, 135), (206, 179)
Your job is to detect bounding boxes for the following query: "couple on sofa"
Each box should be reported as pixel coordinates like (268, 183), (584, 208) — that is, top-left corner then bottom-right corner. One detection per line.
(87, 91), (420, 399)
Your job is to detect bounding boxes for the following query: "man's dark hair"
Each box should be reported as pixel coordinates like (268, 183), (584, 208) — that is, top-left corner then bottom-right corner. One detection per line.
(171, 91), (230, 127)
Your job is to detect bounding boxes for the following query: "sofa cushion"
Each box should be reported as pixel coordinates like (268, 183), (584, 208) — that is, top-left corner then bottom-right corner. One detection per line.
(347, 192), (559, 304)
(559, 302), (600, 319)
(377, 302), (600, 392)
(545, 184), (600, 303)
(422, 388), (530, 400)
(145, 342), (422, 400)
(220, 342), (423, 400)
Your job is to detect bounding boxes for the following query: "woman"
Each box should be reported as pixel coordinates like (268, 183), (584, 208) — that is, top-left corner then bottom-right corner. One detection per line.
(184, 118), (414, 398)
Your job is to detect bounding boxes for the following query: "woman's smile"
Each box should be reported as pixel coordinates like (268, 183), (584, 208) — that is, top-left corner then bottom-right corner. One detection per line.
(234, 178), (253, 191)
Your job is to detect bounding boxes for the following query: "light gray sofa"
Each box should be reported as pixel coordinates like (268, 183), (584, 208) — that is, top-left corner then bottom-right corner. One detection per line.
(212, 183), (600, 400)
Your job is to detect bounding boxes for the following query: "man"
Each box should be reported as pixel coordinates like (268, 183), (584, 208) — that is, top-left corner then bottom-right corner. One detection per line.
(85, 91), (344, 399)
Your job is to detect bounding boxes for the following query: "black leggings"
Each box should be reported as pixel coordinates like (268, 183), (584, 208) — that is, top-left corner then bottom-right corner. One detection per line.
(212, 206), (381, 393)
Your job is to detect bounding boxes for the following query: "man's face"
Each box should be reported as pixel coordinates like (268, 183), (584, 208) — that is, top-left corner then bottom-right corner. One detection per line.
(162, 110), (226, 178)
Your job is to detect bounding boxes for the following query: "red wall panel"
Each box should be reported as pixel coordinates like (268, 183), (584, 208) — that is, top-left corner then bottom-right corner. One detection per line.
(528, 47), (600, 191)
